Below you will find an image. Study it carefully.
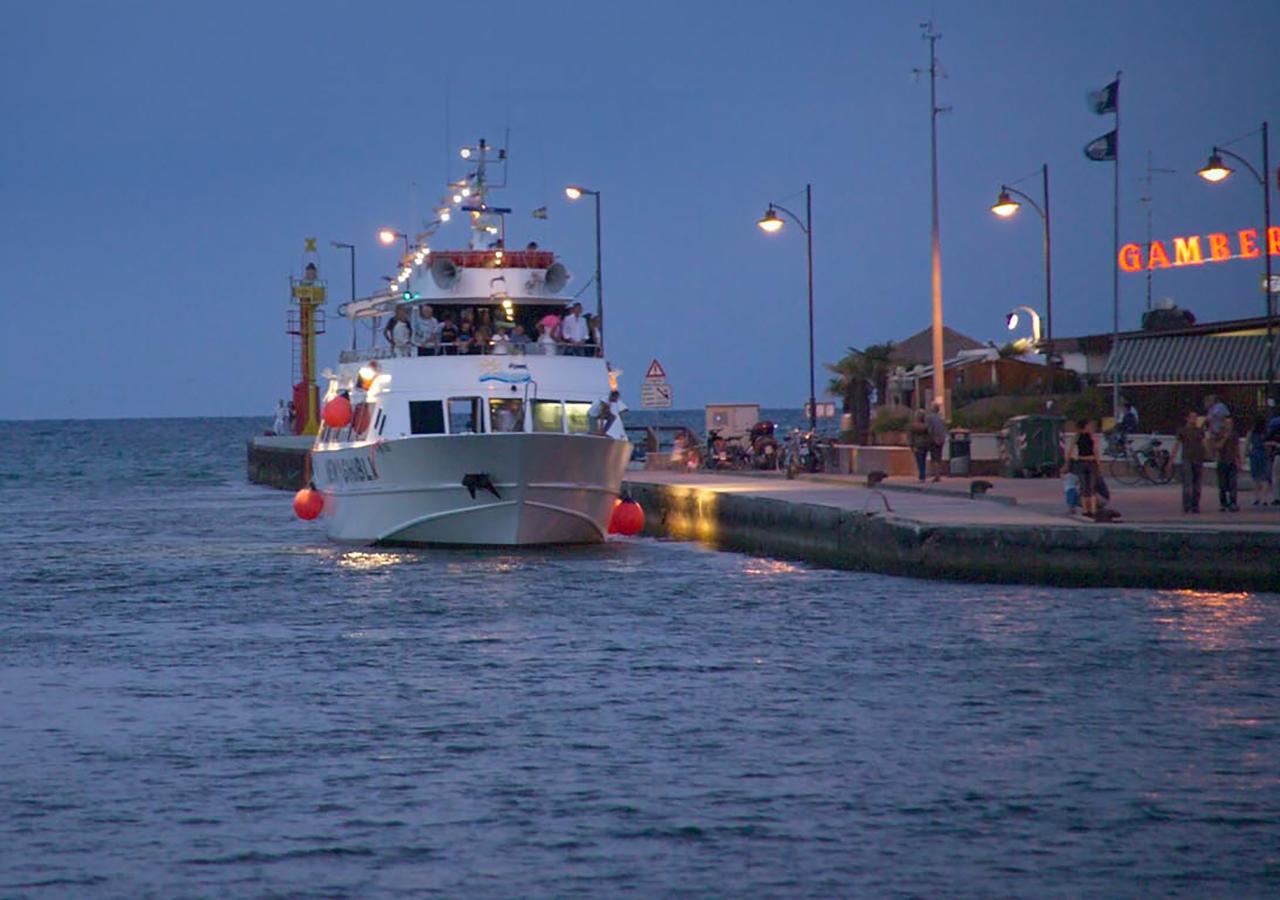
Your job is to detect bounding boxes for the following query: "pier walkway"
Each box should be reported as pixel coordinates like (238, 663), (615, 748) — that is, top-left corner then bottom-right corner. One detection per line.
(621, 471), (1280, 591)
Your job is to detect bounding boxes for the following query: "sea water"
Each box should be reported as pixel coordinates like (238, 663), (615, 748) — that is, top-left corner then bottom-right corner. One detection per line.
(1, 418), (1278, 896)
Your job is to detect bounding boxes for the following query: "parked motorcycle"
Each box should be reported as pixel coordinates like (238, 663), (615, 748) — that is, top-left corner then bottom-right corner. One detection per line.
(748, 421), (781, 470)
(782, 429), (825, 479)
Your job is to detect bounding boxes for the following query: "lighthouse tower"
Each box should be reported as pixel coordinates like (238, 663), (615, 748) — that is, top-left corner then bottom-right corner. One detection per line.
(287, 238), (326, 435)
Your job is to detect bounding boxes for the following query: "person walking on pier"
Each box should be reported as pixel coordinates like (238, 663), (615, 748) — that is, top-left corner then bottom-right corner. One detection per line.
(1209, 417), (1241, 512)
(908, 409), (930, 482)
(1248, 417), (1272, 506)
(925, 401), (948, 482)
(1074, 419), (1100, 518)
(1172, 409), (1207, 514)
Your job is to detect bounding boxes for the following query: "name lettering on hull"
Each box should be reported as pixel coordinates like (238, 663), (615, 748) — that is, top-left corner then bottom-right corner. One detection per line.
(324, 455), (379, 485)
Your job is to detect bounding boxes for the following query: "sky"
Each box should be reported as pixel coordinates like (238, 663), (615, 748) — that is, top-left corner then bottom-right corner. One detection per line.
(2, 0), (1278, 419)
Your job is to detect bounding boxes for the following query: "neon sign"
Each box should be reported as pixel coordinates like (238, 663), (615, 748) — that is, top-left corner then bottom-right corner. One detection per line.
(1119, 227), (1280, 272)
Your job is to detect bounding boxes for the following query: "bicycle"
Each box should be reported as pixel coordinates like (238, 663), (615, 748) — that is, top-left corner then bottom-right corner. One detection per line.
(1109, 436), (1173, 485)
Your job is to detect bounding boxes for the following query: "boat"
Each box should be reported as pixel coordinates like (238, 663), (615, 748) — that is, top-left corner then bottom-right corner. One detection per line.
(305, 138), (630, 545)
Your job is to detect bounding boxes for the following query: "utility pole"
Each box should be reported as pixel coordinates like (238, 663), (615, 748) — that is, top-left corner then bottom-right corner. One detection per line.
(919, 22), (948, 418)
(1139, 151), (1177, 312)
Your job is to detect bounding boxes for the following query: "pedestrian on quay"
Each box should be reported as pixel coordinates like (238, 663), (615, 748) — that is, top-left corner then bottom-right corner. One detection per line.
(1247, 417), (1272, 506)
(1205, 393), (1230, 438)
(1172, 409), (1207, 514)
(908, 409), (931, 482)
(1267, 407), (1280, 506)
(1208, 416), (1240, 512)
(1074, 419), (1100, 518)
(925, 401), (948, 482)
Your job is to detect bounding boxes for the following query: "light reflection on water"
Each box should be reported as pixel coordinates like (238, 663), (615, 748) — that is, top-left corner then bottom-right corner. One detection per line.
(1149, 589), (1264, 650)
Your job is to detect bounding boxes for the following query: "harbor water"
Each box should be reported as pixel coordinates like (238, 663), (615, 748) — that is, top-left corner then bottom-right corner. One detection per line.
(2, 418), (1278, 896)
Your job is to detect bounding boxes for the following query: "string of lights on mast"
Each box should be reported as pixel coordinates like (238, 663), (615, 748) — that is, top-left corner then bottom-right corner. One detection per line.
(377, 138), (511, 300)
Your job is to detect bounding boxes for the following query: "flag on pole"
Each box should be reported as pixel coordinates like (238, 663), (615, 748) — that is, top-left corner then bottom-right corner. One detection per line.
(1088, 80), (1119, 115)
(1084, 130), (1118, 162)
(531, 206), (548, 219)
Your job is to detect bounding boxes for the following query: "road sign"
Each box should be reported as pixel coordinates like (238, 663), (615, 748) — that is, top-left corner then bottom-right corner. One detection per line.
(805, 401), (837, 419)
(641, 382), (672, 409)
(644, 359), (667, 380)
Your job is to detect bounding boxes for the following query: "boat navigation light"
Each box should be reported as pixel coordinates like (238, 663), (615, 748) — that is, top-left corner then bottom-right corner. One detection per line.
(564, 186), (584, 201)
(460, 187), (472, 198)
(439, 210), (451, 222)
(452, 193), (463, 204)
(378, 229), (398, 245)
(756, 206), (784, 233)
(460, 147), (472, 159)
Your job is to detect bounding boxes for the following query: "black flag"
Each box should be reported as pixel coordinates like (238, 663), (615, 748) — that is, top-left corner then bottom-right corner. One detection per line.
(1084, 130), (1117, 162)
(1088, 80), (1119, 115)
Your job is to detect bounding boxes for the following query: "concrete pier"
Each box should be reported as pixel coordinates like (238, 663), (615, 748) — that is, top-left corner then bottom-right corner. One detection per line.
(246, 435), (312, 490)
(623, 471), (1280, 591)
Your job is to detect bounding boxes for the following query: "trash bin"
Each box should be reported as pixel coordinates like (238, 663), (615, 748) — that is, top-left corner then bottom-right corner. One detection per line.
(949, 430), (971, 476)
(1001, 415), (1065, 478)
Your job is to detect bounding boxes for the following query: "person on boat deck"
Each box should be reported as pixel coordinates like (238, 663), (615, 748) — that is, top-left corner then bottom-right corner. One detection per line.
(272, 400), (287, 435)
(438, 312), (459, 355)
(471, 325), (492, 355)
(561, 302), (588, 356)
(456, 320), (478, 354)
(413, 304), (440, 356)
(491, 326), (510, 355)
(383, 306), (413, 357)
(509, 324), (531, 352)
(585, 313), (603, 356)
(590, 390), (627, 439)
(535, 322), (558, 355)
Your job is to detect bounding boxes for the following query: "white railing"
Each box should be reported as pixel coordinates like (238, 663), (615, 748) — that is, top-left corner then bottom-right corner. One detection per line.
(338, 342), (601, 364)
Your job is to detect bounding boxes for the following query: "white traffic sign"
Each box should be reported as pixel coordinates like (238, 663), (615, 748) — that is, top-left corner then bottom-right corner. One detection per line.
(641, 382), (672, 409)
(644, 359), (667, 380)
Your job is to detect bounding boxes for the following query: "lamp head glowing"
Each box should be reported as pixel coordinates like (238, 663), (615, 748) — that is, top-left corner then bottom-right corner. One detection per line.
(459, 147), (472, 159)
(1197, 152), (1232, 183)
(991, 190), (1020, 218)
(564, 186), (584, 201)
(378, 229), (397, 245)
(1006, 312), (1019, 331)
(756, 207), (784, 233)
(451, 193), (463, 204)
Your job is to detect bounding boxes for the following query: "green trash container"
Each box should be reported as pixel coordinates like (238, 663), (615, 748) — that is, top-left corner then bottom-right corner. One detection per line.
(1002, 415), (1065, 478)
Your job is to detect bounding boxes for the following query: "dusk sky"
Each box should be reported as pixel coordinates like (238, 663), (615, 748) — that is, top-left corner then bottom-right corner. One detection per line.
(3, 0), (1277, 420)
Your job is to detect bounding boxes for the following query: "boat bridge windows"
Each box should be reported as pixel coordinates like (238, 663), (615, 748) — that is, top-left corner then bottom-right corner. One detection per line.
(447, 397), (486, 434)
(409, 400), (446, 435)
(489, 398), (525, 433)
(532, 400), (564, 433)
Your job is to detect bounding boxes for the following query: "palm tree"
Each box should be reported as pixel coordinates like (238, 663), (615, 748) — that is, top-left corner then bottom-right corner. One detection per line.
(825, 342), (895, 444)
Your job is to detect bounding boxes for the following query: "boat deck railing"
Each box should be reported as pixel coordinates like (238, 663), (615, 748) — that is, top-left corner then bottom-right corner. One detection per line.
(339, 342), (601, 363)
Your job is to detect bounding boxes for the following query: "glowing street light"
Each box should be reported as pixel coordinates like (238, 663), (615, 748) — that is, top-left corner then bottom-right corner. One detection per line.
(756, 185), (817, 433)
(990, 165), (1054, 395)
(378, 229), (409, 253)
(1196, 152), (1232, 183)
(756, 206), (785, 233)
(1198, 122), (1274, 401)
(564, 185), (604, 337)
(990, 190), (1020, 218)
(1006, 305), (1042, 345)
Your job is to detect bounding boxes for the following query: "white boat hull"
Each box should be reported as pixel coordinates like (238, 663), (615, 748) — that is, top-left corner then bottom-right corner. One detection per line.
(310, 433), (632, 546)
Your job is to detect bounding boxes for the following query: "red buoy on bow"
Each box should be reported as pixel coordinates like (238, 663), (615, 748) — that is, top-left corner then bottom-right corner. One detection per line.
(293, 485), (324, 520)
(607, 497), (622, 534)
(610, 497), (644, 536)
(322, 394), (352, 428)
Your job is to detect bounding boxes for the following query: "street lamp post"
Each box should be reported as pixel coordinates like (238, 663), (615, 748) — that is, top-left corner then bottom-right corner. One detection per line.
(757, 183), (817, 433)
(1198, 122), (1274, 404)
(991, 163), (1053, 395)
(564, 186), (604, 340)
(330, 241), (356, 349)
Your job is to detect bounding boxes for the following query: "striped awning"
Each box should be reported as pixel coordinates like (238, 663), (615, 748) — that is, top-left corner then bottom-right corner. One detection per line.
(1100, 332), (1272, 385)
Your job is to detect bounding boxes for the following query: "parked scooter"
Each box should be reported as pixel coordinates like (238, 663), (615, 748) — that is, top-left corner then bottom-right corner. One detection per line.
(748, 421), (781, 470)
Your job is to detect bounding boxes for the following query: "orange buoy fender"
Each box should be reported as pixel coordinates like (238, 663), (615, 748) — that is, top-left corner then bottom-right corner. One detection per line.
(322, 393), (352, 428)
(293, 485), (324, 520)
(607, 497), (623, 534)
(611, 497), (644, 536)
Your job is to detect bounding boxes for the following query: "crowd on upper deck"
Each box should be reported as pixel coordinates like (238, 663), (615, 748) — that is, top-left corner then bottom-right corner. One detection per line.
(381, 300), (601, 358)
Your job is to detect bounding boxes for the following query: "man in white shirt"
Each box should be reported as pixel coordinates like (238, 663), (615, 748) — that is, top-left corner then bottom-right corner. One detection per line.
(413, 305), (440, 356)
(560, 302), (588, 356)
(589, 390), (628, 439)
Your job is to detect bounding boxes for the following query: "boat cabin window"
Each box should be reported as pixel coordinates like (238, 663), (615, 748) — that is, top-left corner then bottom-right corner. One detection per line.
(565, 402), (593, 434)
(447, 397), (485, 434)
(532, 400), (563, 433)
(409, 400), (445, 435)
(489, 398), (525, 433)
